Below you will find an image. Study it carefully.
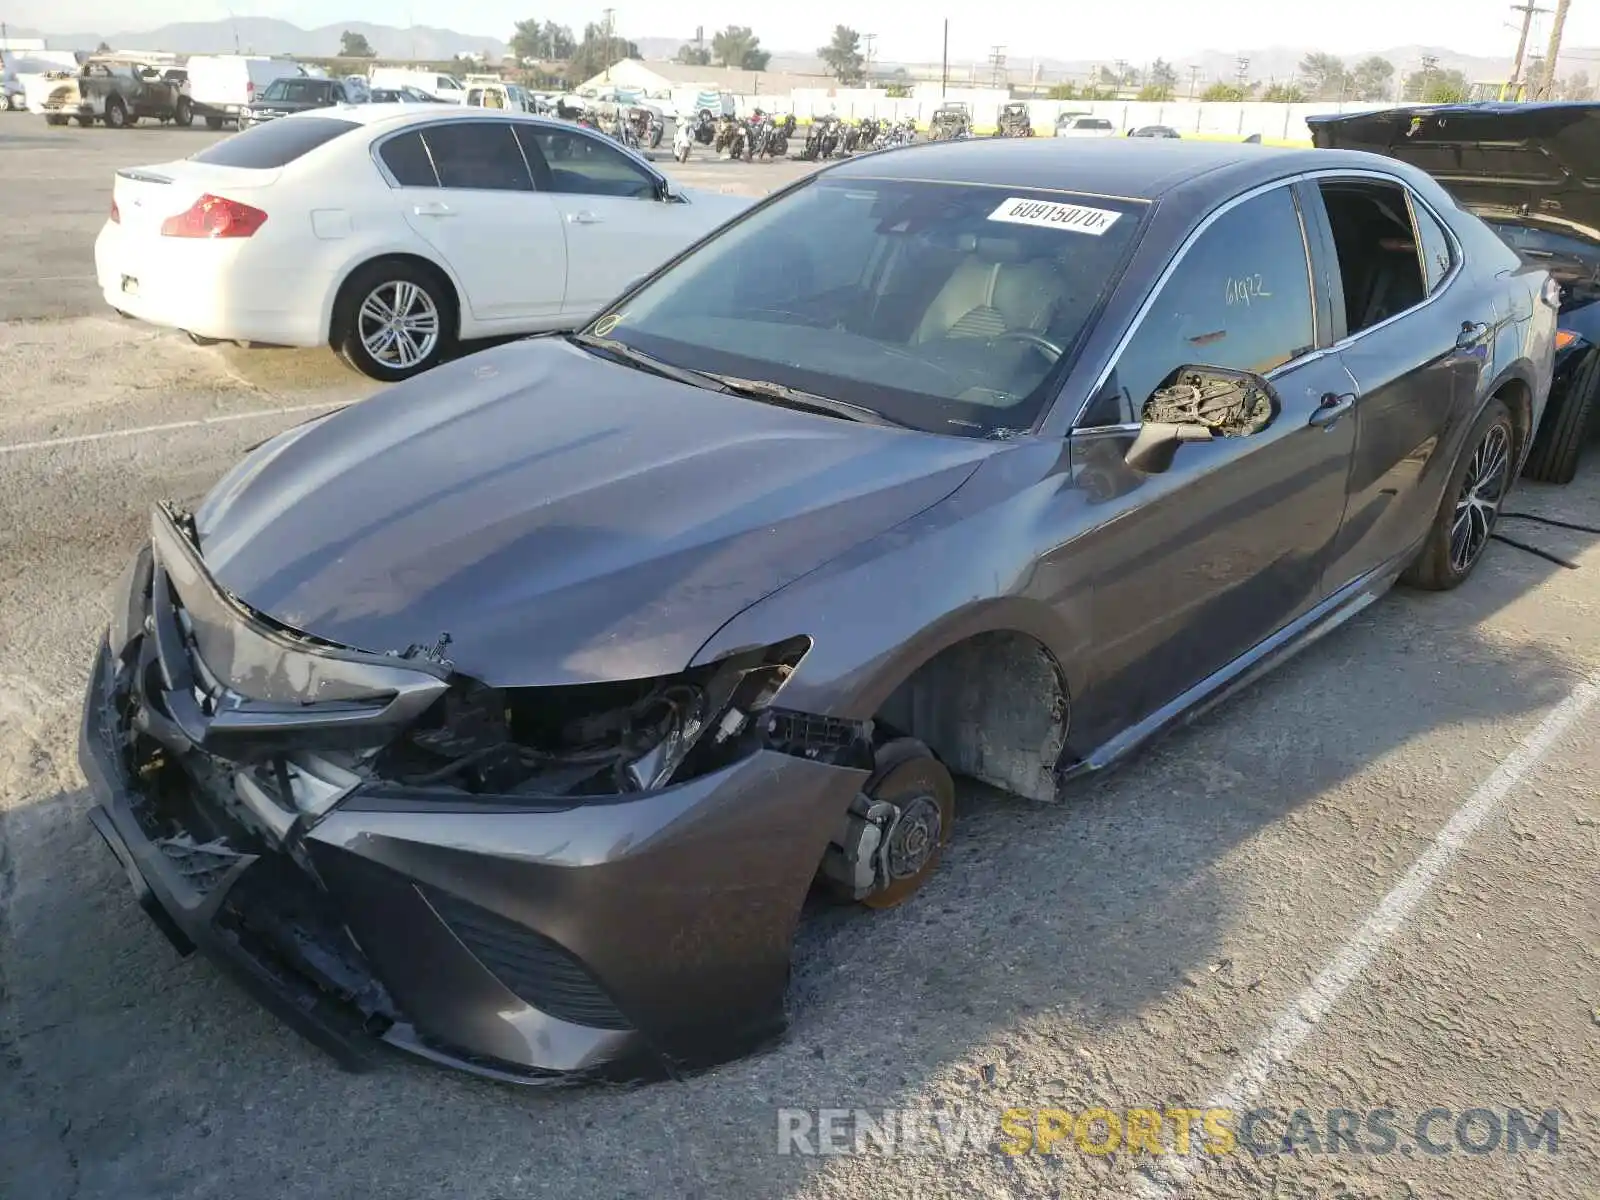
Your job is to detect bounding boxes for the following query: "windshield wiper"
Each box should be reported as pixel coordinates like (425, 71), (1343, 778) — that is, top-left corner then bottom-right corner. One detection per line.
(701, 373), (907, 428)
(567, 333), (726, 391)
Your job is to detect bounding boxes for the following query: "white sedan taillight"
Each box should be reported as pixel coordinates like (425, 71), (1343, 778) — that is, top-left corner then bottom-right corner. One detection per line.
(160, 194), (269, 239)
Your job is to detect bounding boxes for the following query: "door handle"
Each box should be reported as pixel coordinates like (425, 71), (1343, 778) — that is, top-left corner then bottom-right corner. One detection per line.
(1456, 320), (1490, 348)
(566, 210), (602, 224)
(412, 202), (455, 217)
(1308, 391), (1356, 428)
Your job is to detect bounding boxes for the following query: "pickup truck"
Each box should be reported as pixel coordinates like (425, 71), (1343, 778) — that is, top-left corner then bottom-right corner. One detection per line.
(40, 56), (193, 128)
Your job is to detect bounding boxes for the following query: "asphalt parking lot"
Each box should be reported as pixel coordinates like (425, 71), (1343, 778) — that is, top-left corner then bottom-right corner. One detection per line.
(1, 118), (1598, 1200)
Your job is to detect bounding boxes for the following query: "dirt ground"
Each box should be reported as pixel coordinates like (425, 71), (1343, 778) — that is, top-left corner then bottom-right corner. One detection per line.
(1, 119), (1596, 1200)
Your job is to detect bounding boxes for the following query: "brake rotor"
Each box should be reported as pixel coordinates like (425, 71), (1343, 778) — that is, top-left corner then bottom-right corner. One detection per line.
(859, 745), (955, 910)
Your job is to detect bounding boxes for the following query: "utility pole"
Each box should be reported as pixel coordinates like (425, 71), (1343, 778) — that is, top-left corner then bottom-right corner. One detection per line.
(1508, 2), (1549, 92)
(1536, 0), (1571, 98)
(601, 6), (615, 81)
(1188, 65), (1202, 98)
(989, 44), (1007, 89)
(940, 19), (948, 97)
(1235, 55), (1250, 91)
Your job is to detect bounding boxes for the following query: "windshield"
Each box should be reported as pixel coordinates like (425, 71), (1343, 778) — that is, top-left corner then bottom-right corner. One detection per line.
(587, 176), (1146, 437)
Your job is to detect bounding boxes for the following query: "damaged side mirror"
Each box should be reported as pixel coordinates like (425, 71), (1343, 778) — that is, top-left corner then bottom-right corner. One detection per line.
(1124, 364), (1276, 474)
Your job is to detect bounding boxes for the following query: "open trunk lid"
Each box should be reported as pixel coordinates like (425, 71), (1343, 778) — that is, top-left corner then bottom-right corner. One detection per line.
(112, 160), (282, 235)
(1307, 102), (1600, 244)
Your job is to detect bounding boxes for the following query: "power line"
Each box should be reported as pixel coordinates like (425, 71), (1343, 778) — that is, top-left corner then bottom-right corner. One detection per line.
(1509, 2), (1550, 91)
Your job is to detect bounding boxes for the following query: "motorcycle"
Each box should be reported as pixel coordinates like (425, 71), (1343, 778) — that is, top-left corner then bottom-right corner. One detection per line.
(692, 108), (717, 145)
(799, 114), (841, 161)
(714, 114), (750, 160)
(747, 109), (789, 161)
(673, 116), (694, 163)
(627, 105), (663, 149)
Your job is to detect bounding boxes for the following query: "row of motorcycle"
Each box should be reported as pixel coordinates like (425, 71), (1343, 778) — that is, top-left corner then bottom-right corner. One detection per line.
(672, 110), (919, 164)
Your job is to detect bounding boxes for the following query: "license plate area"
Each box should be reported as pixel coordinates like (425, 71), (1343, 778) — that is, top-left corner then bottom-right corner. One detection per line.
(121, 275), (140, 296)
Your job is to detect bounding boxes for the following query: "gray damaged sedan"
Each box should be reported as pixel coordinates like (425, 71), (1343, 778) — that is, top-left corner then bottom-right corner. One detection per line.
(82, 138), (1556, 1084)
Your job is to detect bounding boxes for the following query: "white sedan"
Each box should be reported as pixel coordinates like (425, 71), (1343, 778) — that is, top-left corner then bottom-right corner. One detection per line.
(1054, 115), (1119, 138)
(95, 105), (752, 379)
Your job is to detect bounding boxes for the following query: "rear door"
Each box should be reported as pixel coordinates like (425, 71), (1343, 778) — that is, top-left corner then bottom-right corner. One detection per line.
(514, 123), (706, 317)
(382, 119), (567, 322)
(1301, 174), (1491, 589)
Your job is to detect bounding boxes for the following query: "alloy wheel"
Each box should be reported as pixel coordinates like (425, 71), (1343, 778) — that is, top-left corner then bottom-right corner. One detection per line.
(357, 281), (440, 371)
(1450, 422), (1510, 573)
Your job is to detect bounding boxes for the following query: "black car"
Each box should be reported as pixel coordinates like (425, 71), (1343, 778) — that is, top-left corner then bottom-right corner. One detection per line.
(82, 138), (1557, 1086)
(241, 76), (351, 127)
(1309, 102), (1600, 483)
(1128, 124), (1181, 138)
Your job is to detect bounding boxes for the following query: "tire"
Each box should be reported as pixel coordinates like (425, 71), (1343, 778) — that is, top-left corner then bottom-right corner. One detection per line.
(75, 114), (93, 127)
(830, 738), (955, 910)
(5, 93), (19, 112)
(1402, 397), (1515, 591)
(206, 116), (224, 130)
(173, 97), (193, 128)
(105, 98), (127, 129)
(332, 259), (454, 382)
(649, 124), (663, 148)
(771, 134), (788, 157)
(45, 114), (67, 126)
(1522, 347), (1600, 484)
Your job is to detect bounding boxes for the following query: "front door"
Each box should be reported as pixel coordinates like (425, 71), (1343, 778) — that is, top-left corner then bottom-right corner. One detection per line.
(386, 120), (568, 322)
(1061, 183), (1358, 745)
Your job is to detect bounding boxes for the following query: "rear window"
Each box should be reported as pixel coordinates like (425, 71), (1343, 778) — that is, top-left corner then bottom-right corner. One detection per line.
(190, 117), (359, 168)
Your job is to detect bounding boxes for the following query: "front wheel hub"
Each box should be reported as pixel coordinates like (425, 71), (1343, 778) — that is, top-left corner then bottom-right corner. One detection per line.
(821, 740), (955, 909)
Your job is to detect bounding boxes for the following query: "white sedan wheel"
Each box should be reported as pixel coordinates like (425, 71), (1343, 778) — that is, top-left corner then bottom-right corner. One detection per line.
(357, 280), (441, 370)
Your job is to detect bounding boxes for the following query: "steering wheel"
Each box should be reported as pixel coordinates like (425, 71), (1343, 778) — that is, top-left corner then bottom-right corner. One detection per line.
(991, 330), (1065, 362)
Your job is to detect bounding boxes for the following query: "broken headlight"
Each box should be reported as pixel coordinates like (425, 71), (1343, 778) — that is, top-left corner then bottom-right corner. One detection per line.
(382, 636), (813, 799)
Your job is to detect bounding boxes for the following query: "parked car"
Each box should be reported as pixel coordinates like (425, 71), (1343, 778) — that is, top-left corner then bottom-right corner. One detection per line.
(996, 101), (1033, 137)
(95, 106), (752, 380)
(1128, 124), (1181, 138)
(82, 137), (1556, 1085)
(240, 75), (352, 127)
(40, 55), (193, 128)
(1309, 102), (1600, 483)
(367, 85), (443, 104)
(185, 54), (305, 129)
(1055, 114), (1118, 138)
(929, 102), (972, 140)
(368, 67), (467, 104)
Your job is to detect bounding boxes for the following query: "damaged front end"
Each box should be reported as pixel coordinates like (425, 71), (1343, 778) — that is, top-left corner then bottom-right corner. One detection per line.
(81, 502), (873, 1081)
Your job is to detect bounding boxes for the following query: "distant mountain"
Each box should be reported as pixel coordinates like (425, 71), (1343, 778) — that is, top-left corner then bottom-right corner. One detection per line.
(26, 17), (505, 61)
(15, 21), (1582, 87)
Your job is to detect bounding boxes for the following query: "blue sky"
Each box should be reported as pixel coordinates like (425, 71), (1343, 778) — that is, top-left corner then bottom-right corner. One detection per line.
(9, 0), (1595, 65)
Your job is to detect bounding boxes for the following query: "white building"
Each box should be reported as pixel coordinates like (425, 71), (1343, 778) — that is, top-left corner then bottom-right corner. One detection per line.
(574, 58), (830, 100)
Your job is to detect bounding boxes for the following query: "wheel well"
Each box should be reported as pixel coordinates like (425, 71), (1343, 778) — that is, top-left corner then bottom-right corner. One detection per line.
(1496, 376), (1533, 465)
(328, 254), (461, 346)
(873, 631), (1069, 803)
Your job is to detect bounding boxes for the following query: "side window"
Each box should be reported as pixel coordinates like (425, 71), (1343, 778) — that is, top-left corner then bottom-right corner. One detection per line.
(1105, 186), (1315, 417)
(377, 129), (438, 187)
(1317, 179), (1429, 337)
(516, 126), (658, 199)
(1410, 197), (1453, 293)
(420, 121), (532, 192)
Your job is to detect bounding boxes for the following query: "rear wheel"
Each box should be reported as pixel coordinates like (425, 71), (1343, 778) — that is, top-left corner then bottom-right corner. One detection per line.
(173, 96), (193, 128)
(1403, 397), (1514, 590)
(1523, 348), (1600, 484)
(333, 259), (454, 382)
(45, 114), (67, 126)
(74, 114), (93, 127)
(205, 115), (224, 130)
(105, 98), (127, 129)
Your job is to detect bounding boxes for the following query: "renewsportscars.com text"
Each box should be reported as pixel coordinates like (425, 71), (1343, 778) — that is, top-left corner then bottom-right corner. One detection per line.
(775, 1105), (1562, 1158)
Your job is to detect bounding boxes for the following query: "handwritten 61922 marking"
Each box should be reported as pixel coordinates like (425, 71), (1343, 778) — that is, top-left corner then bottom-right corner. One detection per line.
(1225, 274), (1272, 306)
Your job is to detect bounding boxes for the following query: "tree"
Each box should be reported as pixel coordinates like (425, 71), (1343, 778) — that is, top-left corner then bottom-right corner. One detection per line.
(1262, 82), (1307, 102)
(1298, 52), (1345, 99)
(1403, 66), (1469, 103)
(675, 43), (711, 66)
(819, 25), (864, 84)
(510, 18), (576, 61)
(1047, 82), (1078, 100)
(338, 30), (375, 57)
(95, 40), (112, 52)
(1348, 55), (1395, 101)
(711, 25), (769, 71)
(1556, 71), (1593, 100)
(1200, 82), (1248, 101)
(1138, 58), (1176, 101)
(568, 22), (638, 81)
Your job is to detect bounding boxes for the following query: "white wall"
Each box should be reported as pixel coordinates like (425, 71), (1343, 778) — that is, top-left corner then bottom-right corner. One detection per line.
(725, 87), (1393, 140)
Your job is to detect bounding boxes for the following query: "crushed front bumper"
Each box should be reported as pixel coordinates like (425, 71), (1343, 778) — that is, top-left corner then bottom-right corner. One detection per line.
(78, 509), (869, 1083)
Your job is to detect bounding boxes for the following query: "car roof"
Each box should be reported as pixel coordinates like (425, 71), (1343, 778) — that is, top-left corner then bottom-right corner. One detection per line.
(278, 104), (565, 132)
(827, 136), (1391, 203)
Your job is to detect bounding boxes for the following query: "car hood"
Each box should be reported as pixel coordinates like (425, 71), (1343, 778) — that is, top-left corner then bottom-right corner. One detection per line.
(193, 338), (993, 688)
(1307, 103), (1600, 242)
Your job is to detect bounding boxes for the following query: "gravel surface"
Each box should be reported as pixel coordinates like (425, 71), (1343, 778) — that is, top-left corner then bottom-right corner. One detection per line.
(1, 118), (1597, 1200)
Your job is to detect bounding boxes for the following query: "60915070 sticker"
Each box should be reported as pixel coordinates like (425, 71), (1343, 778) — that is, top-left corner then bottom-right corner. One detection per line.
(987, 196), (1122, 235)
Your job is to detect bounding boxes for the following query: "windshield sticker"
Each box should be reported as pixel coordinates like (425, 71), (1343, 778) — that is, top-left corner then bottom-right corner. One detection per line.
(593, 313), (621, 336)
(988, 197), (1122, 235)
